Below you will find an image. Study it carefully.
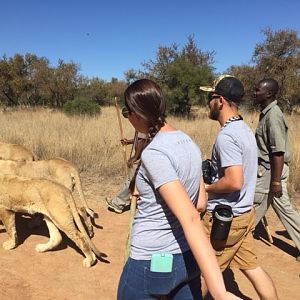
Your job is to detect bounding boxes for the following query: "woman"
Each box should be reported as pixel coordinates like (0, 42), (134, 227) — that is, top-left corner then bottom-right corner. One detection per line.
(117, 79), (241, 300)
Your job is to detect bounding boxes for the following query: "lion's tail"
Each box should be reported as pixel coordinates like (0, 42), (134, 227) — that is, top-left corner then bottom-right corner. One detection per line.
(71, 170), (98, 219)
(66, 191), (104, 258)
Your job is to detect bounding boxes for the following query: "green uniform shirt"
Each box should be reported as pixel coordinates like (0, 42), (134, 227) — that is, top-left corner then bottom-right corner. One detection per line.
(255, 100), (290, 168)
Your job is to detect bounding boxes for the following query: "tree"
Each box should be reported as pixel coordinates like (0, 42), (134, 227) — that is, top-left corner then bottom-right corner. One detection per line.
(126, 35), (215, 116)
(227, 28), (300, 111)
(124, 68), (141, 85)
(47, 60), (80, 107)
(164, 57), (213, 115)
(252, 28), (300, 110)
(0, 54), (27, 106)
(227, 64), (259, 110)
(181, 35), (215, 67)
(106, 78), (128, 105)
(0, 54), (81, 107)
(23, 53), (51, 105)
(78, 77), (108, 105)
(141, 43), (179, 85)
(0, 55), (18, 105)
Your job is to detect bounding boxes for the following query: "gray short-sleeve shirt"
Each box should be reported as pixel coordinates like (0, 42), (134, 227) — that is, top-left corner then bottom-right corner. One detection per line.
(130, 130), (202, 260)
(207, 120), (258, 216)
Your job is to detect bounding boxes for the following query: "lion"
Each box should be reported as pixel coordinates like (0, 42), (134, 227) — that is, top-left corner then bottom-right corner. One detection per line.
(0, 142), (35, 161)
(0, 175), (106, 267)
(0, 158), (97, 236)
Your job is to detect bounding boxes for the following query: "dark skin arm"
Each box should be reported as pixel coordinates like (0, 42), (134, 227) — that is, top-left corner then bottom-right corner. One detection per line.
(120, 138), (134, 145)
(120, 134), (147, 168)
(270, 152), (284, 198)
(127, 138), (147, 168)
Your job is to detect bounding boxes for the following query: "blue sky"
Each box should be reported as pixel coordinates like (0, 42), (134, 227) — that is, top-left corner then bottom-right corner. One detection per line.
(1, 0), (299, 81)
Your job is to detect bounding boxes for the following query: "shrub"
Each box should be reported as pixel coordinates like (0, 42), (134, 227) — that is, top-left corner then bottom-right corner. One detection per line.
(63, 97), (101, 116)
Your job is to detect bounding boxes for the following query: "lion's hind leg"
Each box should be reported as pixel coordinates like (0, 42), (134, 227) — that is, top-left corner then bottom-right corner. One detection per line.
(0, 209), (18, 250)
(45, 196), (97, 267)
(35, 216), (62, 253)
(56, 218), (96, 268)
(64, 227), (96, 267)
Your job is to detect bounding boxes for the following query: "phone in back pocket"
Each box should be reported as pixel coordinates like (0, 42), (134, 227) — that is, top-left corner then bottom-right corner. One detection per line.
(150, 253), (173, 273)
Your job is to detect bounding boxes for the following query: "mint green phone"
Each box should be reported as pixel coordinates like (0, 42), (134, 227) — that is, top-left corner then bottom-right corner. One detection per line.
(150, 253), (173, 273)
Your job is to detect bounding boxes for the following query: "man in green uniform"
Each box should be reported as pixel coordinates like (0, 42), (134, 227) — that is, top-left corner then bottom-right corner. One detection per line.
(253, 78), (300, 262)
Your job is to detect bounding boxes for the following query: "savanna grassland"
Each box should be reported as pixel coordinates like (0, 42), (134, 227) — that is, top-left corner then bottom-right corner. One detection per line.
(0, 106), (299, 300)
(0, 106), (299, 196)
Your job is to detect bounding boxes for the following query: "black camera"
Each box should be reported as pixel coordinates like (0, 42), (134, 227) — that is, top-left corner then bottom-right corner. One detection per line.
(202, 159), (214, 184)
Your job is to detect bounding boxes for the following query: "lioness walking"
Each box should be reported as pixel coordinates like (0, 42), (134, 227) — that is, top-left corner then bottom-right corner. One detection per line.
(0, 175), (105, 267)
(0, 158), (97, 236)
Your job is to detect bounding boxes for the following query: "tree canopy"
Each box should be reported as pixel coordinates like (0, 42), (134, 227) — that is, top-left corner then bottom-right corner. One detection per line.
(125, 35), (215, 115)
(1, 28), (299, 115)
(228, 28), (300, 111)
(0, 54), (125, 108)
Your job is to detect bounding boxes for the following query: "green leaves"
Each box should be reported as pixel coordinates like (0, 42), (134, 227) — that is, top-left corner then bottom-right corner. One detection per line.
(63, 97), (101, 116)
(229, 28), (300, 112)
(132, 35), (215, 117)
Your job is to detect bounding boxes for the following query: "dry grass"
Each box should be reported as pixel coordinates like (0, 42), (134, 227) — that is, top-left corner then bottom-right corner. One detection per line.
(0, 107), (132, 175)
(0, 106), (299, 195)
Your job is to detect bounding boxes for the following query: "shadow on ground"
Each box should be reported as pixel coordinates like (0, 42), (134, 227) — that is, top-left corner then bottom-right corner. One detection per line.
(254, 221), (299, 258)
(204, 268), (253, 300)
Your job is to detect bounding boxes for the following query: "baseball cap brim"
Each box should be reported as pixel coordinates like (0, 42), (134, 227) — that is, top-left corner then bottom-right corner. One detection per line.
(199, 86), (215, 92)
(199, 75), (233, 93)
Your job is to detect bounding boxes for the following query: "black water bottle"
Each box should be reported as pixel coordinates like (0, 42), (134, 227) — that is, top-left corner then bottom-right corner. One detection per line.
(211, 204), (233, 241)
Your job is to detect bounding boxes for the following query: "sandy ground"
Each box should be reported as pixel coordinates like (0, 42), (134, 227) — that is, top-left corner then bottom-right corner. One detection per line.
(0, 172), (299, 300)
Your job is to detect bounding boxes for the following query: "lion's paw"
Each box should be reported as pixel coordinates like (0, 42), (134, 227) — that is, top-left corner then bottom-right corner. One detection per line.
(83, 258), (92, 268)
(83, 255), (97, 268)
(3, 240), (17, 250)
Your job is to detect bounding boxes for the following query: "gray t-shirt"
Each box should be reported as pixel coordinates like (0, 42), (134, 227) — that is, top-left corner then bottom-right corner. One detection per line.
(207, 120), (257, 216)
(130, 130), (202, 260)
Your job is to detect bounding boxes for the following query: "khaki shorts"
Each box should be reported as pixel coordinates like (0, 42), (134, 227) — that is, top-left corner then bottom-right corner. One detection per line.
(202, 208), (258, 271)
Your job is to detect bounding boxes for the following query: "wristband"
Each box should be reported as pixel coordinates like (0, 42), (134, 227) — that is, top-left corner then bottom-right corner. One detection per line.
(271, 181), (281, 186)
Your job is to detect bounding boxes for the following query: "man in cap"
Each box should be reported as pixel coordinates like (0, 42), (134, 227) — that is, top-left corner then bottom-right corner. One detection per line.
(253, 78), (300, 261)
(200, 75), (278, 299)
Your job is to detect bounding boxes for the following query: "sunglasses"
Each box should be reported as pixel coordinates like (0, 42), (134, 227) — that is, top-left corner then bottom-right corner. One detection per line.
(121, 107), (131, 118)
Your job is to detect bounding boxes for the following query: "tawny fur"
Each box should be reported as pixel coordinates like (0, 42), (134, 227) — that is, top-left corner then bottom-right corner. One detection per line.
(0, 175), (103, 267)
(0, 158), (97, 236)
(0, 142), (35, 161)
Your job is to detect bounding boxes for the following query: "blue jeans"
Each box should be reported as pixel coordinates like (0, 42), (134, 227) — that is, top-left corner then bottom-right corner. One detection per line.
(117, 250), (202, 300)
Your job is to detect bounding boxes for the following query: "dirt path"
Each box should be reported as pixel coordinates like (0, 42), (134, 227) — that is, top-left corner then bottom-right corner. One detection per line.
(0, 172), (299, 299)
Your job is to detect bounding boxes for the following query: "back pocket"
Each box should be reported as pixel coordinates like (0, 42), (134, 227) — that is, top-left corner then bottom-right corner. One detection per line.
(144, 267), (176, 296)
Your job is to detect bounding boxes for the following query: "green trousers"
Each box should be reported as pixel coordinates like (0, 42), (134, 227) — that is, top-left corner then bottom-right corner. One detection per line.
(254, 163), (300, 252)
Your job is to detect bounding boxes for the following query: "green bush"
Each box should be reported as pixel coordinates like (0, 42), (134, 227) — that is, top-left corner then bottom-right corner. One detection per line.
(63, 97), (101, 116)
